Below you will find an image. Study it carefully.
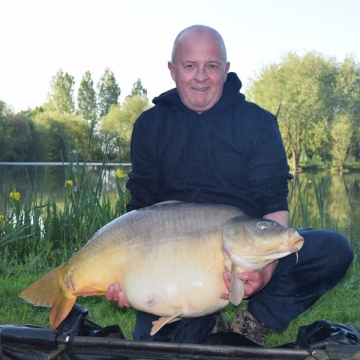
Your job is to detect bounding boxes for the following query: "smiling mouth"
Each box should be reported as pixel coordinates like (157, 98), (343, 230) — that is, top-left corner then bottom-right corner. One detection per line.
(192, 87), (209, 92)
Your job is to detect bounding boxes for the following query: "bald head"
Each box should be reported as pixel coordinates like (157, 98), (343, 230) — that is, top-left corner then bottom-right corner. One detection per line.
(171, 25), (227, 65)
(167, 25), (230, 112)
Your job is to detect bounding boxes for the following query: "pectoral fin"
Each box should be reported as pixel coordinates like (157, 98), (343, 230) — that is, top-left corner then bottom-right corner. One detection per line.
(229, 263), (245, 306)
(150, 308), (183, 335)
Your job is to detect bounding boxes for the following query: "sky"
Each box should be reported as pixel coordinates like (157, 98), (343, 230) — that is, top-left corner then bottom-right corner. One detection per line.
(1, 0), (359, 113)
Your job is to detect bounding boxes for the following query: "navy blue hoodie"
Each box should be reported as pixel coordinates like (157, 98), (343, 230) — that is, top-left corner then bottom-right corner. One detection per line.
(126, 72), (292, 218)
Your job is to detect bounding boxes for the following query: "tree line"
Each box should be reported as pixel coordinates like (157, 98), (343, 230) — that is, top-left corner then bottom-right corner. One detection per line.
(247, 52), (360, 171)
(1, 52), (360, 169)
(0, 68), (150, 162)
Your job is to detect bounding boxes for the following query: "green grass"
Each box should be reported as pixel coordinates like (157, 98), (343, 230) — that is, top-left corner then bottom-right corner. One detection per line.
(1, 157), (359, 347)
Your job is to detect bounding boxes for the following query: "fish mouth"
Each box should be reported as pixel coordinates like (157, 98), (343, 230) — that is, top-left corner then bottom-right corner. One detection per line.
(290, 240), (304, 253)
(282, 230), (304, 262)
(281, 230), (304, 253)
(283, 230), (305, 254)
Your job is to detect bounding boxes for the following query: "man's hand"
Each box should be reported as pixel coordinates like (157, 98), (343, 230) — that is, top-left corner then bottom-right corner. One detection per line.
(105, 284), (131, 308)
(221, 261), (278, 300)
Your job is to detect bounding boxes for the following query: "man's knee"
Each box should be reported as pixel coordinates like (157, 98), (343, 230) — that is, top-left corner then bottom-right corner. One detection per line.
(299, 229), (353, 277)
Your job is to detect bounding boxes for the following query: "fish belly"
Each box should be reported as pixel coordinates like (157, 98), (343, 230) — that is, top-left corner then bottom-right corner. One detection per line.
(120, 235), (229, 318)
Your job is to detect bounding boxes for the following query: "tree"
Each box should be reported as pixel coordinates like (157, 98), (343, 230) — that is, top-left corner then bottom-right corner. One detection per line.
(127, 78), (148, 99)
(100, 95), (150, 161)
(77, 71), (97, 125)
(0, 101), (14, 161)
(33, 110), (91, 161)
(97, 68), (120, 118)
(330, 114), (352, 169)
(330, 56), (360, 168)
(0, 101), (33, 161)
(0, 101), (9, 156)
(46, 69), (75, 114)
(247, 52), (337, 171)
(23, 106), (45, 119)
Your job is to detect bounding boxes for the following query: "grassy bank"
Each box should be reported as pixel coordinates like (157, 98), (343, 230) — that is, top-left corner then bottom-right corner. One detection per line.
(0, 161), (359, 347)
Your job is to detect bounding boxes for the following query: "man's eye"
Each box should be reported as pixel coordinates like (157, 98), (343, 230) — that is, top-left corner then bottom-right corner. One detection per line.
(208, 64), (218, 69)
(185, 64), (194, 69)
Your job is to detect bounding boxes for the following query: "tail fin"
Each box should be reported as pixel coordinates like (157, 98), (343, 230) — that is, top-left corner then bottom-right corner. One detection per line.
(19, 264), (76, 329)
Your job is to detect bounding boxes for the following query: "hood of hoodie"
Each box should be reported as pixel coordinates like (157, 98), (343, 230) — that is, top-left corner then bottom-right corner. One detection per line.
(152, 72), (246, 114)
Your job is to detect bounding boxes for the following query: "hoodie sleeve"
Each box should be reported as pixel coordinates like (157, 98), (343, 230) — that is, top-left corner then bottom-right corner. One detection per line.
(126, 111), (164, 212)
(246, 108), (292, 216)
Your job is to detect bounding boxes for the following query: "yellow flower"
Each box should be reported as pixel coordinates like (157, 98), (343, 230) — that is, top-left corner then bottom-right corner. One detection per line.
(115, 169), (126, 179)
(0, 214), (5, 228)
(308, 179), (312, 184)
(115, 196), (120, 202)
(65, 179), (74, 187)
(10, 188), (21, 201)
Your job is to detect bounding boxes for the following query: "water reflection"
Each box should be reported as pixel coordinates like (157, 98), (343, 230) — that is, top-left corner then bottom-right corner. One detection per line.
(1, 165), (360, 231)
(0, 164), (131, 205)
(289, 172), (360, 231)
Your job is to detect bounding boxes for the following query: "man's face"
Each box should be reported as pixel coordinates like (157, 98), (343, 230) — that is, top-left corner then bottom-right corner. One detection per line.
(168, 32), (230, 113)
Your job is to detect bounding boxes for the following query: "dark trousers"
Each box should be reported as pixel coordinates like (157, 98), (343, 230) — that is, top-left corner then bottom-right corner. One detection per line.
(132, 229), (353, 343)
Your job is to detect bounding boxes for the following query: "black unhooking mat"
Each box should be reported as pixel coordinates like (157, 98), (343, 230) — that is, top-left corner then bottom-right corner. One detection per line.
(1, 303), (360, 360)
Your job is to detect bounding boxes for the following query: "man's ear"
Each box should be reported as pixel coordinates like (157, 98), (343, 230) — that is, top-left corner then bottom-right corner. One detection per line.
(224, 61), (230, 82)
(168, 61), (176, 81)
(225, 61), (230, 73)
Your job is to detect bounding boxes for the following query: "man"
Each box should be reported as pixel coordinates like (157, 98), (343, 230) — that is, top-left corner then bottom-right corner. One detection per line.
(106, 25), (353, 345)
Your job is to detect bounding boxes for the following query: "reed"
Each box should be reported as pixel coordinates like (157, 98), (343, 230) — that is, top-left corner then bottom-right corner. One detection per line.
(0, 157), (129, 264)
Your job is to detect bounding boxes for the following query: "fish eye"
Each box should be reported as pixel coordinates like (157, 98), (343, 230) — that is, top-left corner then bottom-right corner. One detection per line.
(258, 223), (268, 231)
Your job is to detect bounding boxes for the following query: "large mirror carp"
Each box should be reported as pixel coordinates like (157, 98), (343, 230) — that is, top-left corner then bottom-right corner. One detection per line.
(20, 201), (304, 335)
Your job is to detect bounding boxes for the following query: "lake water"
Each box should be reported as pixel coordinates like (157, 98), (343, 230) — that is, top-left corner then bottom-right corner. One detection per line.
(0, 163), (131, 203)
(287, 172), (360, 230)
(1, 164), (360, 231)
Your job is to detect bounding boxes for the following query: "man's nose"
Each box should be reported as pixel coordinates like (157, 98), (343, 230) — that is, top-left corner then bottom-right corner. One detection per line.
(194, 66), (209, 81)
